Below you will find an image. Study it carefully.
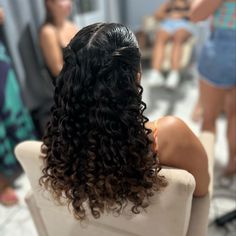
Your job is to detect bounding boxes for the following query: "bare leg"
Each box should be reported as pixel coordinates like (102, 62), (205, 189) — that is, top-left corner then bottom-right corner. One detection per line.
(171, 29), (192, 70)
(224, 87), (236, 175)
(152, 30), (171, 70)
(192, 79), (204, 122)
(201, 80), (226, 133)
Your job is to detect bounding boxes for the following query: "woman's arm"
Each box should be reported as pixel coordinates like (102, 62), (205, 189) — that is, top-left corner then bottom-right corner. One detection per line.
(40, 25), (63, 77)
(156, 116), (210, 197)
(190, 0), (222, 22)
(154, 3), (169, 21)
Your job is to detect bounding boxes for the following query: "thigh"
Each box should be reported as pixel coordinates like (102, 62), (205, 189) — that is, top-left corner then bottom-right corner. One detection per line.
(201, 80), (227, 118)
(155, 29), (171, 44)
(173, 29), (192, 43)
(224, 87), (236, 115)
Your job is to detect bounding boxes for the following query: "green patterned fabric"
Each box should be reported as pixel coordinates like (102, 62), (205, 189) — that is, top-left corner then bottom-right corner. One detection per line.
(214, 2), (236, 30)
(0, 41), (35, 176)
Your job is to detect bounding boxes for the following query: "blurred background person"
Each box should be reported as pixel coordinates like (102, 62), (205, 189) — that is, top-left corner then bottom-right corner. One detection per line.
(191, 0), (236, 175)
(37, 0), (78, 134)
(0, 7), (35, 206)
(149, 0), (193, 87)
(40, 0), (78, 82)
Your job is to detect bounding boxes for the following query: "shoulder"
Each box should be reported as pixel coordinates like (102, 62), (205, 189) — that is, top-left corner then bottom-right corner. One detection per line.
(65, 20), (78, 33)
(40, 24), (57, 41)
(155, 116), (198, 153)
(156, 116), (190, 139)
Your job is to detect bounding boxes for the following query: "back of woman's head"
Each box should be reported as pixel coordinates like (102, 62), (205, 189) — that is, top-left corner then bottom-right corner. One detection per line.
(40, 23), (166, 220)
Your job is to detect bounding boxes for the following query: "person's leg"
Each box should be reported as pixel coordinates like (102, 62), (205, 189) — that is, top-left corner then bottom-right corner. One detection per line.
(149, 30), (171, 86)
(171, 29), (192, 70)
(201, 80), (226, 133)
(192, 78), (204, 122)
(0, 125), (19, 206)
(152, 29), (171, 70)
(165, 29), (192, 88)
(224, 87), (236, 175)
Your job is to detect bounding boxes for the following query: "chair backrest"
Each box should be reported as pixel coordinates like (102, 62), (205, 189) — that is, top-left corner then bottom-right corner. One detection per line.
(15, 141), (197, 236)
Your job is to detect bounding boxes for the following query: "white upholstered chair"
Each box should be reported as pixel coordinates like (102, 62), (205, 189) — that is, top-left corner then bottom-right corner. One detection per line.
(15, 132), (214, 236)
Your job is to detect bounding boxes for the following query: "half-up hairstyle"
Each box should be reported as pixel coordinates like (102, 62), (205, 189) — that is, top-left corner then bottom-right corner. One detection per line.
(40, 23), (167, 220)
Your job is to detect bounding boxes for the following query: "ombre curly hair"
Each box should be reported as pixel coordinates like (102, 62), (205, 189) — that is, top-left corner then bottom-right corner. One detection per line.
(40, 23), (167, 220)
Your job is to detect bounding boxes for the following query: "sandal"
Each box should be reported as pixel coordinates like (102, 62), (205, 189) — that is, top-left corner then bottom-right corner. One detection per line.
(0, 178), (19, 206)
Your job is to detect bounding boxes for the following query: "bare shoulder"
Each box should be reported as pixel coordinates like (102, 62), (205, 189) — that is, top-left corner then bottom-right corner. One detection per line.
(146, 116), (189, 136)
(155, 116), (206, 161)
(156, 116), (193, 144)
(155, 116), (209, 196)
(40, 24), (57, 40)
(66, 20), (79, 33)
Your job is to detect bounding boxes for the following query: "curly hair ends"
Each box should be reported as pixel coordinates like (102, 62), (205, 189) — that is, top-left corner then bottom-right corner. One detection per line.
(40, 23), (167, 220)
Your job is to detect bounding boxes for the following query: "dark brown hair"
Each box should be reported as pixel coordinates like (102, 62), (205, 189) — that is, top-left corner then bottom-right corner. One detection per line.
(40, 23), (167, 220)
(44, 0), (55, 25)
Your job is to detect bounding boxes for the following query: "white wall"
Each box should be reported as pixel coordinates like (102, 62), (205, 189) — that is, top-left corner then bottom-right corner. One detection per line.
(125, 0), (165, 30)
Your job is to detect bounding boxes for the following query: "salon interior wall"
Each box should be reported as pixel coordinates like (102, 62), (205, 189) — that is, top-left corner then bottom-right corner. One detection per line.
(124, 0), (165, 31)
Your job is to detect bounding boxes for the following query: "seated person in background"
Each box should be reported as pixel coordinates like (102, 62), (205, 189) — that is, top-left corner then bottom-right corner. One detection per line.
(40, 0), (78, 82)
(149, 0), (193, 87)
(0, 7), (35, 206)
(40, 23), (209, 221)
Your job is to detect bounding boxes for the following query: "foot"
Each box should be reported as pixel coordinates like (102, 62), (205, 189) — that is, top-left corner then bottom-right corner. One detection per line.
(224, 158), (236, 176)
(0, 178), (19, 206)
(148, 69), (165, 86)
(0, 187), (19, 206)
(165, 70), (180, 89)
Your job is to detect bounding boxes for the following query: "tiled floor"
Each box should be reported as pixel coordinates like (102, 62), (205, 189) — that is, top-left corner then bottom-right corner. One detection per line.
(0, 68), (235, 236)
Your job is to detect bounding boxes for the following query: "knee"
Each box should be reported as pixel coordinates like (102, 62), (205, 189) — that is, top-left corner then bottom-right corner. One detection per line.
(172, 35), (186, 45)
(203, 114), (216, 122)
(156, 32), (169, 44)
(202, 111), (218, 124)
(225, 102), (236, 118)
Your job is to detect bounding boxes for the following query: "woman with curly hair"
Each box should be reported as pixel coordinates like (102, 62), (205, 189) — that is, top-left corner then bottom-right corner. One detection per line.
(40, 23), (210, 221)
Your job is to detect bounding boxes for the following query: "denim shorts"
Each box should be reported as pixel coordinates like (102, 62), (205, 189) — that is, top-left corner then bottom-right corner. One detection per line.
(160, 18), (195, 35)
(198, 28), (236, 88)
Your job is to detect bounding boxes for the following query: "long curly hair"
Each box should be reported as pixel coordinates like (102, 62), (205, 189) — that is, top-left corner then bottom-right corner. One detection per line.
(40, 23), (167, 220)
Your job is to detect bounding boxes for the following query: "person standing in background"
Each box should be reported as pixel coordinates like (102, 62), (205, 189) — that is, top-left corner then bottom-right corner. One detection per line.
(190, 0), (236, 175)
(0, 7), (35, 206)
(38, 0), (78, 133)
(40, 0), (78, 82)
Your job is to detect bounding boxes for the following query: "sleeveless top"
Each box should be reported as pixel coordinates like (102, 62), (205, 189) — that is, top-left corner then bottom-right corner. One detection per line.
(213, 1), (236, 30)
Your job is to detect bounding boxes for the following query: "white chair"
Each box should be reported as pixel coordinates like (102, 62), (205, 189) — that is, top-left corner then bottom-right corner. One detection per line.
(15, 132), (214, 236)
